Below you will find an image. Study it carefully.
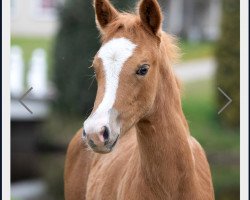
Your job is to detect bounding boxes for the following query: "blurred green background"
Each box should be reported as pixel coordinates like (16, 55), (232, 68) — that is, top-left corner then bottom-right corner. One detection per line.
(11, 0), (239, 199)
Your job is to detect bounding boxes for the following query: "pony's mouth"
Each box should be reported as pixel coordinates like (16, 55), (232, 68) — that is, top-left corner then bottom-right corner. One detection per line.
(87, 134), (120, 154)
(106, 135), (119, 150)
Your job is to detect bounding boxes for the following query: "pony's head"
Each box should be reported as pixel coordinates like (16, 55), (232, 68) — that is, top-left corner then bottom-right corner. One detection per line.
(83, 0), (178, 153)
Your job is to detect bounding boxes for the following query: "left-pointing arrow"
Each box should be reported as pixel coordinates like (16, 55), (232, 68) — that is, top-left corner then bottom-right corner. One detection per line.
(19, 87), (33, 114)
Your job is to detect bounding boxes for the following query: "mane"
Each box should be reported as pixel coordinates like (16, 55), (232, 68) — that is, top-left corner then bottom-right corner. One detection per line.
(160, 33), (180, 65)
(160, 33), (182, 91)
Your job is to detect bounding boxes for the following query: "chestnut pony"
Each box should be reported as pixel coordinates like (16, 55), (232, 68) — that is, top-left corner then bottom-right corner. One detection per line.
(64, 0), (214, 199)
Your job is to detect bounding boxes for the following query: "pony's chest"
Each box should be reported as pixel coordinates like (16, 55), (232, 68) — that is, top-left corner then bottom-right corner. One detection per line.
(86, 137), (138, 199)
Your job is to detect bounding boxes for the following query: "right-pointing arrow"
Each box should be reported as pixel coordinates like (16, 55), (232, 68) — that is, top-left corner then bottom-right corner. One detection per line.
(217, 87), (232, 115)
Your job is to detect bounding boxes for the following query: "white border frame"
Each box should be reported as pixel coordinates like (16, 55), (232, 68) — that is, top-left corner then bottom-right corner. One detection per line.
(2, 0), (249, 199)
(2, 0), (11, 199)
(240, 0), (249, 199)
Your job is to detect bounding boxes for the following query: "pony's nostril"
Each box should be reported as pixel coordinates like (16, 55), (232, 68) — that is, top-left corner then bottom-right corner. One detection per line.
(103, 126), (109, 142)
(82, 129), (86, 137)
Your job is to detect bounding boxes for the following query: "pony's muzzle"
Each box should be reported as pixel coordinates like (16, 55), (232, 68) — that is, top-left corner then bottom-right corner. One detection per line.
(83, 125), (118, 153)
(85, 126), (110, 148)
(83, 109), (120, 153)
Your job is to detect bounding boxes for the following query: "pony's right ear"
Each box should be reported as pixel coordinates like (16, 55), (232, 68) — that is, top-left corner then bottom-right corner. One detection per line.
(139, 0), (162, 36)
(94, 0), (118, 32)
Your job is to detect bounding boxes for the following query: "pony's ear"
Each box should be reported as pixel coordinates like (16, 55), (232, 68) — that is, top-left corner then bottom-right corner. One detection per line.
(139, 0), (162, 36)
(94, 0), (118, 32)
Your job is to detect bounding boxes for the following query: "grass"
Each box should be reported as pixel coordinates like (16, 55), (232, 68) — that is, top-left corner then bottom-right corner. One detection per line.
(182, 79), (240, 199)
(182, 80), (240, 152)
(180, 40), (215, 61)
(11, 37), (54, 85)
(11, 37), (53, 68)
(11, 37), (215, 65)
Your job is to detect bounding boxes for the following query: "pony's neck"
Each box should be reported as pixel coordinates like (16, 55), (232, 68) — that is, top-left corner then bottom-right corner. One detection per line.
(136, 51), (196, 197)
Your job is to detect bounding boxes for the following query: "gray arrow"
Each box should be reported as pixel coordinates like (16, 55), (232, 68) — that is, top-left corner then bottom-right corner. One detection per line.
(217, 87), (232, 115)
(19, 87), (33, 114)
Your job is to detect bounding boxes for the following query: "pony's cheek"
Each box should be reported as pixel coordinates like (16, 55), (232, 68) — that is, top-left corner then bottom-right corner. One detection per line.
(117, 105), (143, 135)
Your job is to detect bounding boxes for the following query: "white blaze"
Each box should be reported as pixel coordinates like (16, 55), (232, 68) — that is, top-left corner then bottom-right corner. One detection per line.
(84, 37), (137, 134)
(97, 38), (137, 113)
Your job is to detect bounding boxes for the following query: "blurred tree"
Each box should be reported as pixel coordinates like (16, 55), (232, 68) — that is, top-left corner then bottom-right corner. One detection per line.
(215, 0), (239, 127)
(52, 0), (98, 117)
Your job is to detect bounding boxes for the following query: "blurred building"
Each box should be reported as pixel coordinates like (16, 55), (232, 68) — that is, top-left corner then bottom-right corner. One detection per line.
(160, 0), (222, 41)
(11, 0), (64, 37)
(11, 0), (221, 41)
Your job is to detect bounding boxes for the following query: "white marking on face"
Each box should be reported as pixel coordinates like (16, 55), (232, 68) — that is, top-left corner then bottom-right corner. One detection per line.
(97, 38), (137, 113)
(84, 38), (137, 134)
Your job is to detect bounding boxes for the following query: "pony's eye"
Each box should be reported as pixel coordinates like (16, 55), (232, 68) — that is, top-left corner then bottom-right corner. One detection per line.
(136, 64), (149, 76)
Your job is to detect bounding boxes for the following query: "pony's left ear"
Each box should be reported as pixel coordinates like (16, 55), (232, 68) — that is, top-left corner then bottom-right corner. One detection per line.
(94, 0), (119, 32)
(139, 0), (163, 36)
